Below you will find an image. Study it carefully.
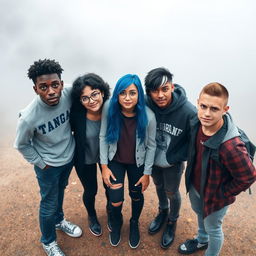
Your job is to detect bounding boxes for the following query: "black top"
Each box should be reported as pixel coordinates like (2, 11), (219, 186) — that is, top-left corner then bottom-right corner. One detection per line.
(113, 115), (136, 164)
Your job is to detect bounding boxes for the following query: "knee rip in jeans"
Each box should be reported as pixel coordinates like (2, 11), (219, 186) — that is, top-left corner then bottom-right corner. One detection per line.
(111, 201), (123, 207)
(130, 189), (143, 202)
(110, 183), (123, 190)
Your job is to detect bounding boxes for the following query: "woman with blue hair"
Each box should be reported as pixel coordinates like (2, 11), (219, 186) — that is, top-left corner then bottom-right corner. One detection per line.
(100, 74), (156, 249)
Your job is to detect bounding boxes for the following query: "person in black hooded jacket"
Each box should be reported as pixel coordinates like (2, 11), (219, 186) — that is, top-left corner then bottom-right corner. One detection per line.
(70, 73), (111, 237)
(144, 67), (196, 249)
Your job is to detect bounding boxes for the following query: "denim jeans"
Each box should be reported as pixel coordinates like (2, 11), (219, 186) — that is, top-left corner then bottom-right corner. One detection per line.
(107, 160), (144, 221)
(189, 185), (228, 256)
(151, 162), (184, 222)
(34, 160), (73, 245)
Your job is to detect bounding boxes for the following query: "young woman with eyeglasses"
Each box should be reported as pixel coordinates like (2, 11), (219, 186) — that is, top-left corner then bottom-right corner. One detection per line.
(100, 74), (156, 249)
(70, 73), (111, 237)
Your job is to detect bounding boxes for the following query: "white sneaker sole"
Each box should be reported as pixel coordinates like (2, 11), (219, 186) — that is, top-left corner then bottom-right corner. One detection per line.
(56, 227), (83, 238)
(109, 233), (121, 247)
(129, 239), (140, 249)
(89, 227), (102, 237)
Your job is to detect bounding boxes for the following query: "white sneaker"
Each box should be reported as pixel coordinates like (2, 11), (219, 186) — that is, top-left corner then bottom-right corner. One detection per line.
(42, 241), (65, 256)
(55, 219), (82, 237)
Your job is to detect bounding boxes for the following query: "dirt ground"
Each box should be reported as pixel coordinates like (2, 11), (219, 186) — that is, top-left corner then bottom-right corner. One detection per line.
(0, 136), (255, 256)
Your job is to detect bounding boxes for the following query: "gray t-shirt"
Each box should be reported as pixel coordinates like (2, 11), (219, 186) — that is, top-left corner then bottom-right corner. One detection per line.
(85, 118), (101, 164)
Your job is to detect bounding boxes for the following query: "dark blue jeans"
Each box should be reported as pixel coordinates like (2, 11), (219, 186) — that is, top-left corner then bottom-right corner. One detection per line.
(34, 160), (73, 245)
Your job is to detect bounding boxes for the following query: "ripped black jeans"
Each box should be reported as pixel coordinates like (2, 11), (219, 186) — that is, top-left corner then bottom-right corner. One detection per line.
(107, 160), (144, 221)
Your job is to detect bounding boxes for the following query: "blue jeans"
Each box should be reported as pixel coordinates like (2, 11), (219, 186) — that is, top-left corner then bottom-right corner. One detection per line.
(34, 160), (73, 245)
(151, 162), (184, 222)
(189, 186), (228, 256)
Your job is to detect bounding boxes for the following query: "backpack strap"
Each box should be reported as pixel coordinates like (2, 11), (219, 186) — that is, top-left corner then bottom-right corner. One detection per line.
(237, 127), (256, 162)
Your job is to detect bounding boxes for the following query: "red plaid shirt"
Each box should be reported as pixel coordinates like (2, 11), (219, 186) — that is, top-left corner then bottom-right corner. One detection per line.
(203, 137), (256, 217)
(186, 115), (256, 217)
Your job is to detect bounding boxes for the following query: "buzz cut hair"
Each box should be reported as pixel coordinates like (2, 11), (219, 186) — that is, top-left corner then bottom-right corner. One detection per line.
(200, 82), (229, 105)
(27, 59), (64, 84)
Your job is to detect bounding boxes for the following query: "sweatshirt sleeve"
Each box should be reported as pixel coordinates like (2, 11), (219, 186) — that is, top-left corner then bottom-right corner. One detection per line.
(99, 101), (109, 165)
(14, 117), (46, 169)
(143, 109), (157, 175)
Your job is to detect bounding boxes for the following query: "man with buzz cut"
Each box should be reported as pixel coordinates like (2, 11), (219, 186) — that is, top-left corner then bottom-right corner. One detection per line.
(14, 59), (82, 256)
(178, 82), (256, 256)
(144, 67), (196, 249)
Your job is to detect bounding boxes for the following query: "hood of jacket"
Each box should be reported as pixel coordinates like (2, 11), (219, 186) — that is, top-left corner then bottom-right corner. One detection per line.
(146, 84), (188, 115)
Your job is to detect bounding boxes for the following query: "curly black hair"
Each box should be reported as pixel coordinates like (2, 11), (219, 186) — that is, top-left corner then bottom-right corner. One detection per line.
(71, 73), (110, 103)
(27, 59), (64, 84)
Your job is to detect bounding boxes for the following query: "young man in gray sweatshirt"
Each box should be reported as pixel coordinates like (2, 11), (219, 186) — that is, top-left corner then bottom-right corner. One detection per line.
(144, 67), (196, 249)
(14, 59), (82, 256)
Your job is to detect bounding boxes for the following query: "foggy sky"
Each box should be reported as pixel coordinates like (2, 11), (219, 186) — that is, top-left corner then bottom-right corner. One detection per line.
(0, 0), (255, 143)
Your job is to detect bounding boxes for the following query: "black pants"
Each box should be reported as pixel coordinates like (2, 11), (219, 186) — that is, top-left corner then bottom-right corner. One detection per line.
(107, 160), (144, 222)
(76, 163), (109, 217)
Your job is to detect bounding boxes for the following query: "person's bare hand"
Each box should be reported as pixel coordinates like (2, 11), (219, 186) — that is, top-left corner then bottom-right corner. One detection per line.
(101, 165), (116, 187)
(135, 174), (150, 192)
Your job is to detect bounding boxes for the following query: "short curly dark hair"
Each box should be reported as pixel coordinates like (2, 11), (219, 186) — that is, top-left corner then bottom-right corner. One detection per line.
(71, 73), (110, 103)
(27, 59), (64, 84)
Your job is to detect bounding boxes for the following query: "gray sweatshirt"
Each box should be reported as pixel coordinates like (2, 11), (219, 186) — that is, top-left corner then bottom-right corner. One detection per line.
(14, 87), (75, 169)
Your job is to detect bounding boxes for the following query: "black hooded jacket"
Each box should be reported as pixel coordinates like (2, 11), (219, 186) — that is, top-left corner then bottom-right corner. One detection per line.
(146, 84), (196, 165)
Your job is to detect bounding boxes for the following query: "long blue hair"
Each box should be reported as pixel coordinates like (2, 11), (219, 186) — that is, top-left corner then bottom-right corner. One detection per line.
(106, 74), (148, 144)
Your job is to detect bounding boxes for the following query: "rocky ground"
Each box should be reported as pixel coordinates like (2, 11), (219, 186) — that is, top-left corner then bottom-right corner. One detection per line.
(0, 136), (255, 256)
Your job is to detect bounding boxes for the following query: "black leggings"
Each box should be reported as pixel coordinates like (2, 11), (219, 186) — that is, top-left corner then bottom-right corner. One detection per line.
(107, 160), (144, 221)
(75, 163), (109, 217)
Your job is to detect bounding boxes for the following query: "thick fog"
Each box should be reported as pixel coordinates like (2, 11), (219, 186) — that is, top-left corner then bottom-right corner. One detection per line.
(0, 0), (255, 143)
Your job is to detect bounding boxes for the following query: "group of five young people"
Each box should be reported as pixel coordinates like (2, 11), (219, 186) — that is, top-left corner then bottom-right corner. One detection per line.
(15, 59), (256, 256)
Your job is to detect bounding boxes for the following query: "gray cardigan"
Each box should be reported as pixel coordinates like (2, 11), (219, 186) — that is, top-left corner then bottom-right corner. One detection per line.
(100, 100), (156, 175)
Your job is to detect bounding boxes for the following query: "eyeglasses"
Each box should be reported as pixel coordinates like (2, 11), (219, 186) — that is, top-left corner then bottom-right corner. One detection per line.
(80, 91), (101, 103)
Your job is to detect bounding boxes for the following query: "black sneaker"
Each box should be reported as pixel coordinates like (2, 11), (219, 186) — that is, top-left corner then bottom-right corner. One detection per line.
(148, 208), (168, 234)
(88, 216), (102, 236)
(161, 221), (176, 249)
(109, 227), (121, 247)
(178, 239), (208, 254)
(109, 211), (123, 247)
(129, 219), (140, 249)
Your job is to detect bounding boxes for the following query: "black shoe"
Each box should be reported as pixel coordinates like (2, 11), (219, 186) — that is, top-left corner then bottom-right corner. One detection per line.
(88, 216), (102, 236)
(109, 225), (122, 247)
(148, 208), (169, 234)
(178, 238), (208, 254)
(161, 221), (176, 249)
(129, 219), (140, 249)
(109, 215), (123, 247)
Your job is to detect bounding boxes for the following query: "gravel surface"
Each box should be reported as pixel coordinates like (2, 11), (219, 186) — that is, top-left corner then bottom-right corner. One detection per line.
(0, 137), (255, 256)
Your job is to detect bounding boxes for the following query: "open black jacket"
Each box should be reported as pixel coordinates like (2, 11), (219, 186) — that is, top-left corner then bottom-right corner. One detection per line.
(70, 101), (88, 172)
